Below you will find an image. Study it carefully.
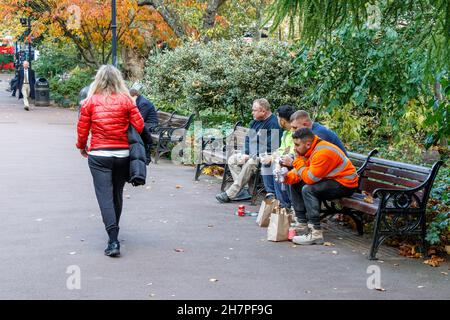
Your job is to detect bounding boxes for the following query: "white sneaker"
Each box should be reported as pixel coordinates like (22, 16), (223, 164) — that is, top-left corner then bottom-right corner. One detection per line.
(292, 226), (324, 245)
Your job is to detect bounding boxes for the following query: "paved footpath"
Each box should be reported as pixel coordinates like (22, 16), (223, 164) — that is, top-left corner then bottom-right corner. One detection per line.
(0, 74), (448, 300)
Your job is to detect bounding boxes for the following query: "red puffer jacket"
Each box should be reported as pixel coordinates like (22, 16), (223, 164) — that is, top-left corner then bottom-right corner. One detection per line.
(76, 93), (144, 151)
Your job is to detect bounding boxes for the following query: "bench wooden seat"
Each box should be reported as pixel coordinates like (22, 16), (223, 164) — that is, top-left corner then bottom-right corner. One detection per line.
(151, 111), (194, 163)
(194, 122), (264, 205)
(321, 149), (443, 260)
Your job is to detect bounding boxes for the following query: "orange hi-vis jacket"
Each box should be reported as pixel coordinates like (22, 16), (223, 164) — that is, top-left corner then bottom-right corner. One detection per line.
(284, 135), (359, 188)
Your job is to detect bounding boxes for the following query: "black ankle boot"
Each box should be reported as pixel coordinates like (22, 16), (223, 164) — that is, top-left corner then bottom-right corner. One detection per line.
(104, 241), (120, 257)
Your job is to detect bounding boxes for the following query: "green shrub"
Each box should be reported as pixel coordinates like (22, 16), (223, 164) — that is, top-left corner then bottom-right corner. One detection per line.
(34, 45), (81, 79)
(142, 40), (302, 127)
(49, 66), (94, 107)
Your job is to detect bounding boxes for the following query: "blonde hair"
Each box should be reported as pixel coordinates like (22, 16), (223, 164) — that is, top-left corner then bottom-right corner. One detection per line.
(86, 65), (131, 102)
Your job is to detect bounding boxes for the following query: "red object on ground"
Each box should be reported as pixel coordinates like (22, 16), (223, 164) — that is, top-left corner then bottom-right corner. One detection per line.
(238, 205), (246, 217)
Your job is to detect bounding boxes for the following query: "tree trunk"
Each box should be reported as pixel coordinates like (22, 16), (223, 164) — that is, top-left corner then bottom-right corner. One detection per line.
(254, 0), (263, 42)
(121, 47), (146, 81)
(434, 81), (448, 153)
(202, 0), (227, 43)
(138, 0), (188, 39)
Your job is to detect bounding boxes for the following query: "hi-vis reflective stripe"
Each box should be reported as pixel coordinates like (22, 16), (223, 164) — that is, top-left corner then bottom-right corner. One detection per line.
(342, 172), (358, 180)
(312, 144), (353, 179)
(307, 170), (321, 182)
(296, 167), (306, 177)
(326, 158), (348, 177)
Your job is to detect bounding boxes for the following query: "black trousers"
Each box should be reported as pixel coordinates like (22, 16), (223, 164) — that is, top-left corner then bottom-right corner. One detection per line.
(290, 180), (356, 229)
(88, 155), (130, 235)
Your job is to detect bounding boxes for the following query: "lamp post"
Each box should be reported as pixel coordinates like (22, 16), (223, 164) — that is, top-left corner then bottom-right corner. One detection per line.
(111, 0), (117, 67)
(27, 16), (32, 68)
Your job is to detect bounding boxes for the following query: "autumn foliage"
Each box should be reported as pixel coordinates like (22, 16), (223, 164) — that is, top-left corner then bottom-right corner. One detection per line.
(0, 0), (176, 65)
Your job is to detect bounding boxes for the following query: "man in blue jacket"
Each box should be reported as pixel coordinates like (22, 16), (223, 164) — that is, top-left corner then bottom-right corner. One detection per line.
(216, 98), (282, 203)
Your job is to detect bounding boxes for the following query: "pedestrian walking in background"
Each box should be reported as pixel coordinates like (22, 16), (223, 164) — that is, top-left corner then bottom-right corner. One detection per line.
(17, 61), (35, 111)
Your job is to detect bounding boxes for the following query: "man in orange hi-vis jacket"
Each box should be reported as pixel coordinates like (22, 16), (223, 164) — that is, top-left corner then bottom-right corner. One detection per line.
(282, 128), (359, 245)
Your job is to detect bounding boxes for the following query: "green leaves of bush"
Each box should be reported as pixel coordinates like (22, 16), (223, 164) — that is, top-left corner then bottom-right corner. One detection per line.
(142, 40), (302, 127)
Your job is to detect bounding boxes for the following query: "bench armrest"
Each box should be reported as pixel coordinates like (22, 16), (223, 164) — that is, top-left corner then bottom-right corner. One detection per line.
(373, 187), (424, 210)
(356, 149), (378, 175)
(156, 127), (187, 142)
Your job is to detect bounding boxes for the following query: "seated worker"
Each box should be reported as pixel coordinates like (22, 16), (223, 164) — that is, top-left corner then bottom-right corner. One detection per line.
(215, 98), (281, 203)
(279, 110), (348, 229)
(282, 128), (358, 245)
(261, 104), (296, 209)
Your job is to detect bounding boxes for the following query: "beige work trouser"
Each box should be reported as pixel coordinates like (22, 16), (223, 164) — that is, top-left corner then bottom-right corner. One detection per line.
(225, 151), (259, 199)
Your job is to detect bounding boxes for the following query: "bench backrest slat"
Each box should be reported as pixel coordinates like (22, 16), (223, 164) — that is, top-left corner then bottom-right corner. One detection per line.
(359, 157), (433, 197)
(157, 111), (173, 123)
(365, 162), (429, 183)
(229, 126), (248, 151)
(368, 157), (431, 174)
(169, 114), (190, 127)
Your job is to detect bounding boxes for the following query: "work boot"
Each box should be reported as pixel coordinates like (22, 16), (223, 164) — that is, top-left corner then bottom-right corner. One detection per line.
(293, 223), (310, 236)
(292, 226), (324, 245)
(233, 188), (251, 201)
(215, 192), (231, 203)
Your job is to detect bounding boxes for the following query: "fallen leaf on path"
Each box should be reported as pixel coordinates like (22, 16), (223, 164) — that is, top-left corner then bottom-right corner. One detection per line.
(424, 255), (445, 267)
(375, 288), (386, 292)
(291, 245), (298, 248)
(175, 185), (182, 189)
(362, 191), (374, 204)
(441, 272), (448, 276)
(323, 242), (335, 246)
(174, 248), (184, 253)
(209, 278), (218, 282)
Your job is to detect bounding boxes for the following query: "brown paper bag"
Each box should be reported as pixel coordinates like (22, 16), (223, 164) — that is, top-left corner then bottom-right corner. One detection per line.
(267, 208), (292, 242)
(256, 198), (279, 227)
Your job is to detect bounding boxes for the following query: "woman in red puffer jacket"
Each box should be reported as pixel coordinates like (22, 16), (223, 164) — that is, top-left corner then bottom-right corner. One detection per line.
(76, 64), (144, 258)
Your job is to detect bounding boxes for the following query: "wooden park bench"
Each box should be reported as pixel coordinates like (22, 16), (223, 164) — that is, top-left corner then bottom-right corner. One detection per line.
(194, 122), (265, 205)
(151, 111), (194, 163)
(320, 150), (443, 260)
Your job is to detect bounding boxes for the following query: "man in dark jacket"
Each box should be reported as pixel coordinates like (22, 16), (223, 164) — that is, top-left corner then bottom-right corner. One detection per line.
(130, 89), (159, 132)
(216, 98), (282, 203)
(17, 61), (36, 111)
(130, 88), (158, 164)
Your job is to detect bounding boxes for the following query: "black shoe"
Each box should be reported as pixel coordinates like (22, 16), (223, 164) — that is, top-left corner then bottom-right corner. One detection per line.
(104, 241), (120, 257)
(215, 192), (231, 203)
(24, 106), (29, 111)
(233, 188), (252, 201)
